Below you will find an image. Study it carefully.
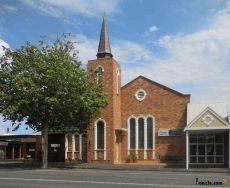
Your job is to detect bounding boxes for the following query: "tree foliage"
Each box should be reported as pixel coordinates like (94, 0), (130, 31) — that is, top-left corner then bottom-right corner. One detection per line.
(0, 34), (107, 133)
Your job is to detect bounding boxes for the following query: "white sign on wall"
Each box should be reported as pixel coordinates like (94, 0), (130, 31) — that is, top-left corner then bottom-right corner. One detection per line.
(158, 130), (169, 136)
(158, 129), (182, 136)
(51, 144), (60, 148)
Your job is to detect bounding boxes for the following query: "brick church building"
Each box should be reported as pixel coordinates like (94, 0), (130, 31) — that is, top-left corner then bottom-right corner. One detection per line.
(48, 17), (230, 168)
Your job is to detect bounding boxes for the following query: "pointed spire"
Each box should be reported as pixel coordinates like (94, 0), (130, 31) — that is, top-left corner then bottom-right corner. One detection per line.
(97, 15), (113, 59)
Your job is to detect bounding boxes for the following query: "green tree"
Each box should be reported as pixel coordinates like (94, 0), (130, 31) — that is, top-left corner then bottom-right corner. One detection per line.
(0, 34), (107, 168)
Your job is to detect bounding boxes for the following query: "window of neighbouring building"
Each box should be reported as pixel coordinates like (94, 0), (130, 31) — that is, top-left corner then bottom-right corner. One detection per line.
(75, 134), (80, 152)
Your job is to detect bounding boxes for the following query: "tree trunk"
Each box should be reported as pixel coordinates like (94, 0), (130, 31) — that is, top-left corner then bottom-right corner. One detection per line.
(42, 126), (48, 168)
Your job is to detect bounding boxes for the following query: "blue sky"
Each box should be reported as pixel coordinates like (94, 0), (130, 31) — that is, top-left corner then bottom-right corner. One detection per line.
(0, 0), (230, 134)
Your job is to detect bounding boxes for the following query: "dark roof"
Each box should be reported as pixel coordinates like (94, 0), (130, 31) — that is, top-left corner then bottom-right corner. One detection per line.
(96, 16), (113, 59)
(121, 75), (190, 97)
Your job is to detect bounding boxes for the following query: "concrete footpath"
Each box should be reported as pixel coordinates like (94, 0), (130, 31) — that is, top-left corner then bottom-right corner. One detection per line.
(0, 160), (229, 173)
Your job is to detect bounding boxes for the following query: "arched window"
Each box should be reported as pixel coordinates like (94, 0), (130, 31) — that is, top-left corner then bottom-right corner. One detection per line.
(97, 121), (105, 149)
(147, 117), (153, 149)
(128, 115), (155, 159)
(138, 118), (144, 149)
(129, 118), (136, 149)
(97, 66), (103, 85)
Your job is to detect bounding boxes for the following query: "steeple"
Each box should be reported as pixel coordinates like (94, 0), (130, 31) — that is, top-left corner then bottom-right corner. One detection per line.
(97, 16), (113, 59)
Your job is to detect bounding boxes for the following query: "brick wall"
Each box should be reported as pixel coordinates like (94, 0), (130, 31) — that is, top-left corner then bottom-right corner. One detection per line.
(121, 76), (190, 163)
(87, 58), (121, 163)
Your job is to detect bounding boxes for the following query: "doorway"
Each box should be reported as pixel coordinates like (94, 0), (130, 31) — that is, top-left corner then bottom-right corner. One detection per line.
(48, 134), (65, 162)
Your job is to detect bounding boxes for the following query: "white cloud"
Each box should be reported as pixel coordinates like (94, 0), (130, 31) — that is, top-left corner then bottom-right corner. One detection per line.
(73, 1), (230, 112)
(143, 25), (159, 36)
(73, 35), (156, 67)
(0, 39), (10, 57)
(148, 25), (159, 33)
(20, 0), (122, 18)
(0, 5), (17, 15)
(74, 34), (98, 64)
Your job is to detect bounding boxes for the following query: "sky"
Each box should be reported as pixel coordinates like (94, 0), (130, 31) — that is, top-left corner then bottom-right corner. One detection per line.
(0, 0), (230, 134)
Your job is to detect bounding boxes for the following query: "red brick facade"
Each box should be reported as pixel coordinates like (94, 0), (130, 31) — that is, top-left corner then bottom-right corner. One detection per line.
(86, 56), (190, 164)
(87, 58), (121, 163)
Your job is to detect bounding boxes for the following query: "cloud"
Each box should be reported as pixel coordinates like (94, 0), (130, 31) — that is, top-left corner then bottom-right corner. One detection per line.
(143, 25), (159, 36)
(20, 0), (122, 18)
(122, 1), (230, 111)
(74, 1), (230, 112)
(0, 4), (17, 15)
(0, 39), (10, 57)
(148, 25), (159, 33)
(73, 34), (155, 66)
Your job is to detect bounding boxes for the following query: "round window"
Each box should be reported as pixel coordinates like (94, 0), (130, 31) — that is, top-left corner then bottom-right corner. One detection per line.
(135, 89), (147, 101)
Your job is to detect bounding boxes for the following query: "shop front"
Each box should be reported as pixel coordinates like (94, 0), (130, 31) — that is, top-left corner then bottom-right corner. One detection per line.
(186, 131), (229, 168)
(0, 135), (41, 161)
(185, 106), (230, 169)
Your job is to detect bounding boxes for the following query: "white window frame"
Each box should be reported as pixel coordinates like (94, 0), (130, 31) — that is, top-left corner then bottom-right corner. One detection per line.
(135, 89), (147, 101)
(96, 65), (104, 84)
(94, 118), (106, 160)
(127, 115), (155, 159)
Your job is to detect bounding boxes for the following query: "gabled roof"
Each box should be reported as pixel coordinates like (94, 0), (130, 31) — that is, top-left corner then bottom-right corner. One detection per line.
(187, 102), (226, 124)
(121, 75), (190, 97)
(184, 107), (230, 131)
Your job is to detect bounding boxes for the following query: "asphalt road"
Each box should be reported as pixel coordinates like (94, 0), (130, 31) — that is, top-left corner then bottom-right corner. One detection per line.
(0, 168), (229, 188)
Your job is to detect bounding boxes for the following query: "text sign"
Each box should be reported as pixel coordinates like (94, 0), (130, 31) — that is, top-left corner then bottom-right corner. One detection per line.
(158, 130), (169, 136)
(51, 144), (60, 148)
(158, 129), (182, 136)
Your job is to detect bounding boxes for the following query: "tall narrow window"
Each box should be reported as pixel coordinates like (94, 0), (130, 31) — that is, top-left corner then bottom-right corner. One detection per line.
(147, 117), (153, 149)
(75, 134), (80, 151)
(129, 118), (136, 149)
(138, 118), (144, 149)
(97, 66), (103, 85)
(97, 121), (104, 149)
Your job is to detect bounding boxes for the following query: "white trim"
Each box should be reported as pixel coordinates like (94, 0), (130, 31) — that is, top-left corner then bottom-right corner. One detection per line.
(72, 134), (75, 160)
(202, 113), (214, 126)
(185, 127), (230, 131)
(127, 115), (136, 155)
(135, 117), (139, 157)
(79, 134), (82, 160)
(73, 133), (82, 160)
(94, 118), (106, 160)
(127, 115), (155, 160)
(116, 68), (120, 95)
(94, 123), (97, 160)
(147, 115), (156, 159)
(184, 107), (230, 131)
(65, 134), (68, 160)
(144, 117), (147, 159)
(135, 89), (147, 101)
(96, 65), (104, 84)
(186, 131), (189, 170)
(96, 65), (104, 72)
